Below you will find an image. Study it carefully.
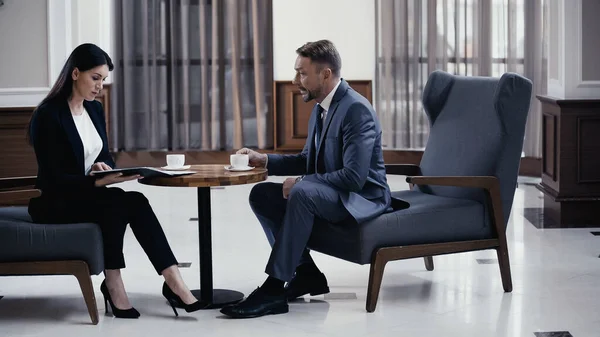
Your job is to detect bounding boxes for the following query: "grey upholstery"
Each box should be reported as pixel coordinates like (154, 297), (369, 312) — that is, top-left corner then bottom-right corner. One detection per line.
(308, 70), (532, 264)
(419, 70), (532, 227)
(0, 206), (104, 275)
(309, 190), (493, 264)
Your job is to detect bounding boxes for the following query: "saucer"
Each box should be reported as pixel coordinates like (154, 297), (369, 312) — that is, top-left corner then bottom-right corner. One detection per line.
(224, 165), (254, 172)
(161, 165), (191, 171)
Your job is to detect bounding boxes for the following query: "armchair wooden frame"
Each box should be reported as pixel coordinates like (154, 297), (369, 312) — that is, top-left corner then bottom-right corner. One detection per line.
(0, 177), (99, 325)
(365, 164), (513, 312)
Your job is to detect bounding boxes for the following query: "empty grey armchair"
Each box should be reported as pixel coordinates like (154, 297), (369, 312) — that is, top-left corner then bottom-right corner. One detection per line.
(307, 70), (533, 312)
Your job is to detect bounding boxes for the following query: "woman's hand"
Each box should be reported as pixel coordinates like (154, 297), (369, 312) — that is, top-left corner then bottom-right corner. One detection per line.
(94, 173), (141, 187)
(91, 162), (112, 172)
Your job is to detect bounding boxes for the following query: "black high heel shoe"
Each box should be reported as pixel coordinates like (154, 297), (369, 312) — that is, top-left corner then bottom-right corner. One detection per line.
(162, 282), (207, 316)
(100, 280), (140, 319)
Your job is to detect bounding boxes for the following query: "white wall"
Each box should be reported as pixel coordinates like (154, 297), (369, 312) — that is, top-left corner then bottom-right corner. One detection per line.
(272, 0), (375, 82)
(547, 0), (600, 98)
(0, 0), (73, 107)
(0, 0), (49, 88)
(71, 0), (114, 79)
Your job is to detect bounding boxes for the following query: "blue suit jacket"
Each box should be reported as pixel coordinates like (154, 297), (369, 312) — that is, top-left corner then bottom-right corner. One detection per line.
(267, 79), (393, 224)
(29, 98), (114, 196)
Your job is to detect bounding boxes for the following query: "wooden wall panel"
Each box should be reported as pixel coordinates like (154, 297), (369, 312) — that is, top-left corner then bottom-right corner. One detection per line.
(274, 80), (372, 151)
(577, 117), (600, 183)
(542, 113), (556, 180)
(0, 84), (111, 179)
(0, 107), (38, 178)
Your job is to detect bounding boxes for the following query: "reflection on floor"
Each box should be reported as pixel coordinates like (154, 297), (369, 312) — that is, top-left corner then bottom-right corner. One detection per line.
(1, 175), (599, 337)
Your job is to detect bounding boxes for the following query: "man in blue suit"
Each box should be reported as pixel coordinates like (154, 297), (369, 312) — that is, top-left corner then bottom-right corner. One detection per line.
(221, 40), (393, 318)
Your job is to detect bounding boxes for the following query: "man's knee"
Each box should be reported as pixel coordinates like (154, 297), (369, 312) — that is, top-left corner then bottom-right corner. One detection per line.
(249, 182), (280, 206)
(288, 182), (315, 208)
(249, 182), (267, 206)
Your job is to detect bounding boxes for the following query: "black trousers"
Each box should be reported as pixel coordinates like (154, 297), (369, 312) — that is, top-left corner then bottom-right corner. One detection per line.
(29, 187), (177, 275)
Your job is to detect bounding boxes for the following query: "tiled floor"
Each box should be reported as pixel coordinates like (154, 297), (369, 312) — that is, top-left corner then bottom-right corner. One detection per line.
(1, 175), (599, 336)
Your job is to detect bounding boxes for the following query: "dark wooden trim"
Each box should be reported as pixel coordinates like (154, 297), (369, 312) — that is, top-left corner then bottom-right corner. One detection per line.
(0, 261), (98, 325)
(520, 156), (542, 177)
(536, 95), (600, 106)
(0, 189), (40, 206)
(0, 176), (37, 190)
(366, 239), (503, 312)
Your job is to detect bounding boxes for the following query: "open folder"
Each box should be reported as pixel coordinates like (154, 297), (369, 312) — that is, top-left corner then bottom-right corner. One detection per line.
(91, 167), (196, 179)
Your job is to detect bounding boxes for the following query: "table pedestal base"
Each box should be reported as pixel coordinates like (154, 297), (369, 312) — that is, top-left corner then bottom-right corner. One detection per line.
(172, 289), (244, 309)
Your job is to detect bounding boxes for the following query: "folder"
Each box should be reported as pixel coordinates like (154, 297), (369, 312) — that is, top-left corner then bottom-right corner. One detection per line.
(91, 167), (196, 179)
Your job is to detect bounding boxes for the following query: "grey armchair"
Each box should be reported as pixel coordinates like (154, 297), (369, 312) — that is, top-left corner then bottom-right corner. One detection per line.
(0, 177), (103, 324)
(307, 70), (533, 312)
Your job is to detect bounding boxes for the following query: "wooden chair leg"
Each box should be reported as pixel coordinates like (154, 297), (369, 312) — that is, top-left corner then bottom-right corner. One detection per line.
(72, 263), (99, 325)
(366, 251), (388, 313)
(424, 256), (434, 271)
(496, 241), (513, 292)
(0, 261), (99, 324)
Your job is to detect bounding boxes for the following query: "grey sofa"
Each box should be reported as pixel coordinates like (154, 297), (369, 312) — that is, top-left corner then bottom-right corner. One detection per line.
(0, 177), (103, 325)
(308, 70), (533, 312)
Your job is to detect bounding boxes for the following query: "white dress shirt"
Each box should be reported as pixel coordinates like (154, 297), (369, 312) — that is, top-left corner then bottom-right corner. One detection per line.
(315, 79), (341, 147)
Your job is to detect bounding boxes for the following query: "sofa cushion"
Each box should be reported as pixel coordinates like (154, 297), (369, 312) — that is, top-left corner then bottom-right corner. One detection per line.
(0, 207), (104, 274)
(308, 190), (494, 264)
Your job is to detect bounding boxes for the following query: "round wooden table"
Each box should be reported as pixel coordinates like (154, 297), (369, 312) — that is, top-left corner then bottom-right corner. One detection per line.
(139, 164), (268, 309)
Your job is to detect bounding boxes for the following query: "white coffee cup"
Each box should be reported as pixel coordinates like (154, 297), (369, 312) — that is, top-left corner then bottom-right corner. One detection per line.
(166, 154), (185, 168)
(230, 154), (249, 168)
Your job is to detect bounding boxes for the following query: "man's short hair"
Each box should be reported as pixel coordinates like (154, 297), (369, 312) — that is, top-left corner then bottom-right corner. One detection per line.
(296, 40), (342, 77)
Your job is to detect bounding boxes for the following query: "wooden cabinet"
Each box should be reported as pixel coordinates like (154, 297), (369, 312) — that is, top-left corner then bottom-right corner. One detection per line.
(536, 95), (600, 227)
(273, 80), (372, 151)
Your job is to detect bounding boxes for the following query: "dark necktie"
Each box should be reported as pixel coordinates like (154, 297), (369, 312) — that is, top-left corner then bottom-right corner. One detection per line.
(315, 104), (324, 147)
(314, 104), (325, 173)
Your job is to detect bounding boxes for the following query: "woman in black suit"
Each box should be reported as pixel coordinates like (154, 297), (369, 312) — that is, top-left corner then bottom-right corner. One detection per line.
(27, 43), (203, 318)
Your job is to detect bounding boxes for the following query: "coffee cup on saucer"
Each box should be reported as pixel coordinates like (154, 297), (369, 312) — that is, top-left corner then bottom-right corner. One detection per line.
(166, 154), (185, 169)
(229, 154), (249, 169)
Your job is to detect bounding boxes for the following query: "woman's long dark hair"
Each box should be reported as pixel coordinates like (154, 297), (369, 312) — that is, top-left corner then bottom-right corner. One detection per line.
(26, 43), (114, 144)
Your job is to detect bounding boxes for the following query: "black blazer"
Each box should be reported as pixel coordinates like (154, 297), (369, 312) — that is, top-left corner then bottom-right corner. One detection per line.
(29, 99), (114, 196)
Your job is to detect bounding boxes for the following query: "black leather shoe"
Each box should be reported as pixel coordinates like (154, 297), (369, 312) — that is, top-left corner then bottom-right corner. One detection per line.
(220, 287), (288, 318)
(285, 272), (330, 301)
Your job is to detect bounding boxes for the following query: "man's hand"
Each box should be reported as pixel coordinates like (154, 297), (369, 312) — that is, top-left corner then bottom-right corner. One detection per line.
(236, 148), (267, 168)
(282, 177), (298, 199)
(90, 162), (112, 172)
(94, 173), (141, 187)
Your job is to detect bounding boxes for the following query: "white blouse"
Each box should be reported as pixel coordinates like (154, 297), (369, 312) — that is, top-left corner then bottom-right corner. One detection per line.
(72, 109), (103, 175)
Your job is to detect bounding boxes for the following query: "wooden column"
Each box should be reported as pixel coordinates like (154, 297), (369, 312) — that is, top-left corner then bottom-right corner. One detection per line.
(536, 95), (600, 228)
